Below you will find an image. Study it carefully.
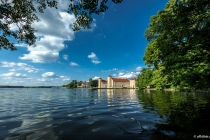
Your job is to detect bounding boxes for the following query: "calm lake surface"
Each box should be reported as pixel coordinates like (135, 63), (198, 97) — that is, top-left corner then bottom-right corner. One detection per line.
(0, 88), (210, 140)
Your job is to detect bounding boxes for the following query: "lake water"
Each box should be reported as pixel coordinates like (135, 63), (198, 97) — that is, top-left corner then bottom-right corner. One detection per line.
(0, 88), (210, 140)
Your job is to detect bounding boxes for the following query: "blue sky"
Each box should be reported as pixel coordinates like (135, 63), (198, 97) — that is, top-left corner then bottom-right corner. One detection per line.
(0, 0), (169, 86)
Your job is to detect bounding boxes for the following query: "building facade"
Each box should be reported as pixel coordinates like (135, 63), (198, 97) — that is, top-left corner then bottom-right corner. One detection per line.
(98, 75), (136, 88)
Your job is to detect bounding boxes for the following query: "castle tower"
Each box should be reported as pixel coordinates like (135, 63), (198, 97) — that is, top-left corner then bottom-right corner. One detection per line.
(130, 78), (136, 88)
(107, 75), (112, 88)
(98, 77), (102, 88)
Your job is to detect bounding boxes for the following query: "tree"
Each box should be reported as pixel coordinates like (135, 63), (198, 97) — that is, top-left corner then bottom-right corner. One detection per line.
(136, 68), (152, 88)
(89, 78), (97, 87)
(0, 0), (57, 50)
(0, 0), (123, 51)
(144, 0), (210, 90)
(62, 79), (77, 88)
(150, 65), (169, 89)
(70, 80), (77, 88)
(77, 81), (83, 86)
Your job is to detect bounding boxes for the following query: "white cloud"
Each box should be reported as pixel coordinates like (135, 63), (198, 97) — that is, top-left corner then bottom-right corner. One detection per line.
(0, 71), (70, 86)
(8, 0), (97, 63)
(59, 75), (70, 81)
(102, 68), (118, 72)
(88, 52), (101, 64)
(91, 59), (101, 64)
(118, 72), (135, 79)
(136, 71), (140, 75)
(92, 76), (100, 80)
(0, 72), (28, 78)
(9, 69), (16, 72)
(113, 74), (117, 76)
(119, 72), (124, 76)
(88, 52), (97, 59)
(42, 72), (58, 78)
(0, 61), (39, 73)
(42, 72), (70, 81)
(63, 54), (68, 60)
(62, 78), (70, 81)
(14, 43), (28, 47)
(70, 62), (79, 66)
(136, 67), (142, 71)
(0, 62), (16, 67)
(19, 0), (76, 63)
(116, 72), (139, 79)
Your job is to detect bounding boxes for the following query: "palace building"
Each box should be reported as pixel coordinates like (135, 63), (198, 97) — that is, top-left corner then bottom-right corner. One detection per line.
(98, 75), (136, 88)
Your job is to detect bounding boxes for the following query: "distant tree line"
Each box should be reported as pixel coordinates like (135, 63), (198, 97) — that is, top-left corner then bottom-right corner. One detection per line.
(137, 0), (210, 91)
(63, 80), (78, 88)
(0, 86), (57, 88)
(62, 78), (98, 88)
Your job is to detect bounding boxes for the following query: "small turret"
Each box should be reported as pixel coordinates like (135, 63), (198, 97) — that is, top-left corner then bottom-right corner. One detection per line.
(107, 75), (112, 88)
(98, 77), (102, 88)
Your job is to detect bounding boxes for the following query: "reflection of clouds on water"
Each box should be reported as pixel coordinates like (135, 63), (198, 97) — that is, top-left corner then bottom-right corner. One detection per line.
(5, 117), (57, 140)
(1, 88), (150, 139)
(92, 127), (100, 132)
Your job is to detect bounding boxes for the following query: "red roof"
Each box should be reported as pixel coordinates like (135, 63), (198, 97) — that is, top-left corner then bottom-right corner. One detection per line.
(101, 80), (107, 83)
(131, 78), (136, 80)
(112, 78), (129, 82)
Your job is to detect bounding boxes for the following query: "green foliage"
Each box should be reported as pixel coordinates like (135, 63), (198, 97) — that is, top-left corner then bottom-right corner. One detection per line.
(0, 0), (57, 51)
(136, 68), (152, 88)
(68, 0), (123, 31)
(136, 65), (170, 89)
(0, 0), (123, 50)
(144, 0), (210, 90)
(150, 65), (169, 89)
(89, 78), (97, 87)
(63, 79), (77, 88)
(77, 81), (83, 86)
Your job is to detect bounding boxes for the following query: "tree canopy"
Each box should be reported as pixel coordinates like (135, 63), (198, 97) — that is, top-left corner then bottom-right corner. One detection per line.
(89, 78), (97, 87)
(63, 79), (77, 88)
(143, 0), (210, 90)
(0, 0), (123, 50)
(136, 68), (152, 88)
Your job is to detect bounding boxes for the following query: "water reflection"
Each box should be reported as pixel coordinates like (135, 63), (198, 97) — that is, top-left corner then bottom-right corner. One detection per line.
(1, 88), (209, 140)
(1, 88), (145, 140)
(137, 90), (210, 139)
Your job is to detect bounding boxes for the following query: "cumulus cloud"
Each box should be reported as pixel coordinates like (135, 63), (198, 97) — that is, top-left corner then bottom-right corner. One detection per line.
(18, 0), (75, 63)
(119, 72), (124, 76)
(42, 72), (70, 81)
(0, 72), (28, 78)
(59, 76), (70, 81)
(88, 52), (101, 64)
(42, 72), (58, 78)
(8, 0), (97, 63)
(70, 62), (79, 66)
(17, 0), (97, 63)
(59, 76), (71, 81)
(63, 54), (68, 60)
(136, 67), (142, 71)
(92, 76), (100, 80)
(136, 71), (140, 75)
(118, 72), (136, 79)
(0, 61), (39, 73)
(116, 71), (140, 79)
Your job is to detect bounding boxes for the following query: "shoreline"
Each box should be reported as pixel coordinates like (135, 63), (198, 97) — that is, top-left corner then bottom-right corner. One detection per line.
(142, 88), (210, 93)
